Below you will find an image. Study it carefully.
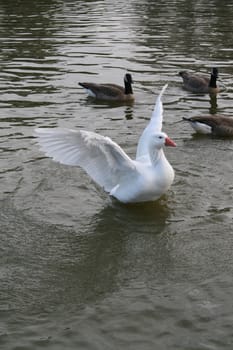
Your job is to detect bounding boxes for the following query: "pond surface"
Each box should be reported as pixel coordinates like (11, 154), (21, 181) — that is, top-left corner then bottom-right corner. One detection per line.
(0, 0), (233, 349)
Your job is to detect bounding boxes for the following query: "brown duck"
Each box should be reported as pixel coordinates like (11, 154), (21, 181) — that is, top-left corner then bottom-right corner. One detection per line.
(179, 68), (219, 94)
(183, 115), (233, 137)
(79, 73), (134, 102)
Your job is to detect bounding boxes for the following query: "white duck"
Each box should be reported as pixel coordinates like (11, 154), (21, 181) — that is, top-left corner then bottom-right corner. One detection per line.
(34, 84), (176, 203)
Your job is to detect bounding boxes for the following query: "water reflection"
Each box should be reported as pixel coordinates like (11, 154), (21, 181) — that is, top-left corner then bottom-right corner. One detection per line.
(132, 0), (233, 74)
(51, 198), (174, 309)
(209, 94), (218, 114)
(0, 0), (64, 106)
(92, 197), (172, 233)
(0, 194), (173, 315)
(0, 0), (63, 60)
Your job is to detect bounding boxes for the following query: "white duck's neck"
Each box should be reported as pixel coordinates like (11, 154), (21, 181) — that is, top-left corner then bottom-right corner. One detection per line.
(149, 147), (164, 166)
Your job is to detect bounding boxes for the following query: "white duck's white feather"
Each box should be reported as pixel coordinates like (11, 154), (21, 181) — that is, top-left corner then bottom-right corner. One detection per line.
(34, 84), (175, 203)
(136, 83), (168, 160)
(34, 128), (136, 193)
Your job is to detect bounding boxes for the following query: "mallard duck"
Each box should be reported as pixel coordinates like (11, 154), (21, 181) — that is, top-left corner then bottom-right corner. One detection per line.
(179, 67), (219, 94)
(79, 73), (134, 102)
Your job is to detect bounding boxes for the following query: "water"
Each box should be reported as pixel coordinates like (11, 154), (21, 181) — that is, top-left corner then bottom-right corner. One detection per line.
(0, 0), (233, 349)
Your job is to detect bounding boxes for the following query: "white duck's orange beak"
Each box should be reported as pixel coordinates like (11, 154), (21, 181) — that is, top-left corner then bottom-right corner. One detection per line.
(165, 136), (176, 147)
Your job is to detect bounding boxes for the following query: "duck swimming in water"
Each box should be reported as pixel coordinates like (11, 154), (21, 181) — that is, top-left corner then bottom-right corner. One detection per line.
(183, 115), (233, 137)
(179, 67), (219, 94)
(34, 85), (176, 203)
(79, 73), (134, 102)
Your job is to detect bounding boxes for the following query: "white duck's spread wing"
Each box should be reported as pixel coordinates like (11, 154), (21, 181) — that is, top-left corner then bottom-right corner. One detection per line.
(136, 84), (168, 160)
(34, 128), (136, 192)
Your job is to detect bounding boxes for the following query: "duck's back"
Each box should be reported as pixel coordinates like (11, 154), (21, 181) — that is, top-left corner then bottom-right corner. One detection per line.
(180, 72), (209, 93)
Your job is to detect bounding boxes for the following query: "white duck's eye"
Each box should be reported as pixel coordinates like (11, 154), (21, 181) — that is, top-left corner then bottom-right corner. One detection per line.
(158, 135), (163, 139)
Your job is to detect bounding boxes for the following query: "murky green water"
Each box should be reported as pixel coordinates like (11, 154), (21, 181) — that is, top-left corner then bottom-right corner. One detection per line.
(0, 0), (233, 349)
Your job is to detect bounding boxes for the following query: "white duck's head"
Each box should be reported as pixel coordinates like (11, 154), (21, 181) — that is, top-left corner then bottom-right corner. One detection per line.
(150, 132), (176, 149)
(147, 132), (176, 165)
